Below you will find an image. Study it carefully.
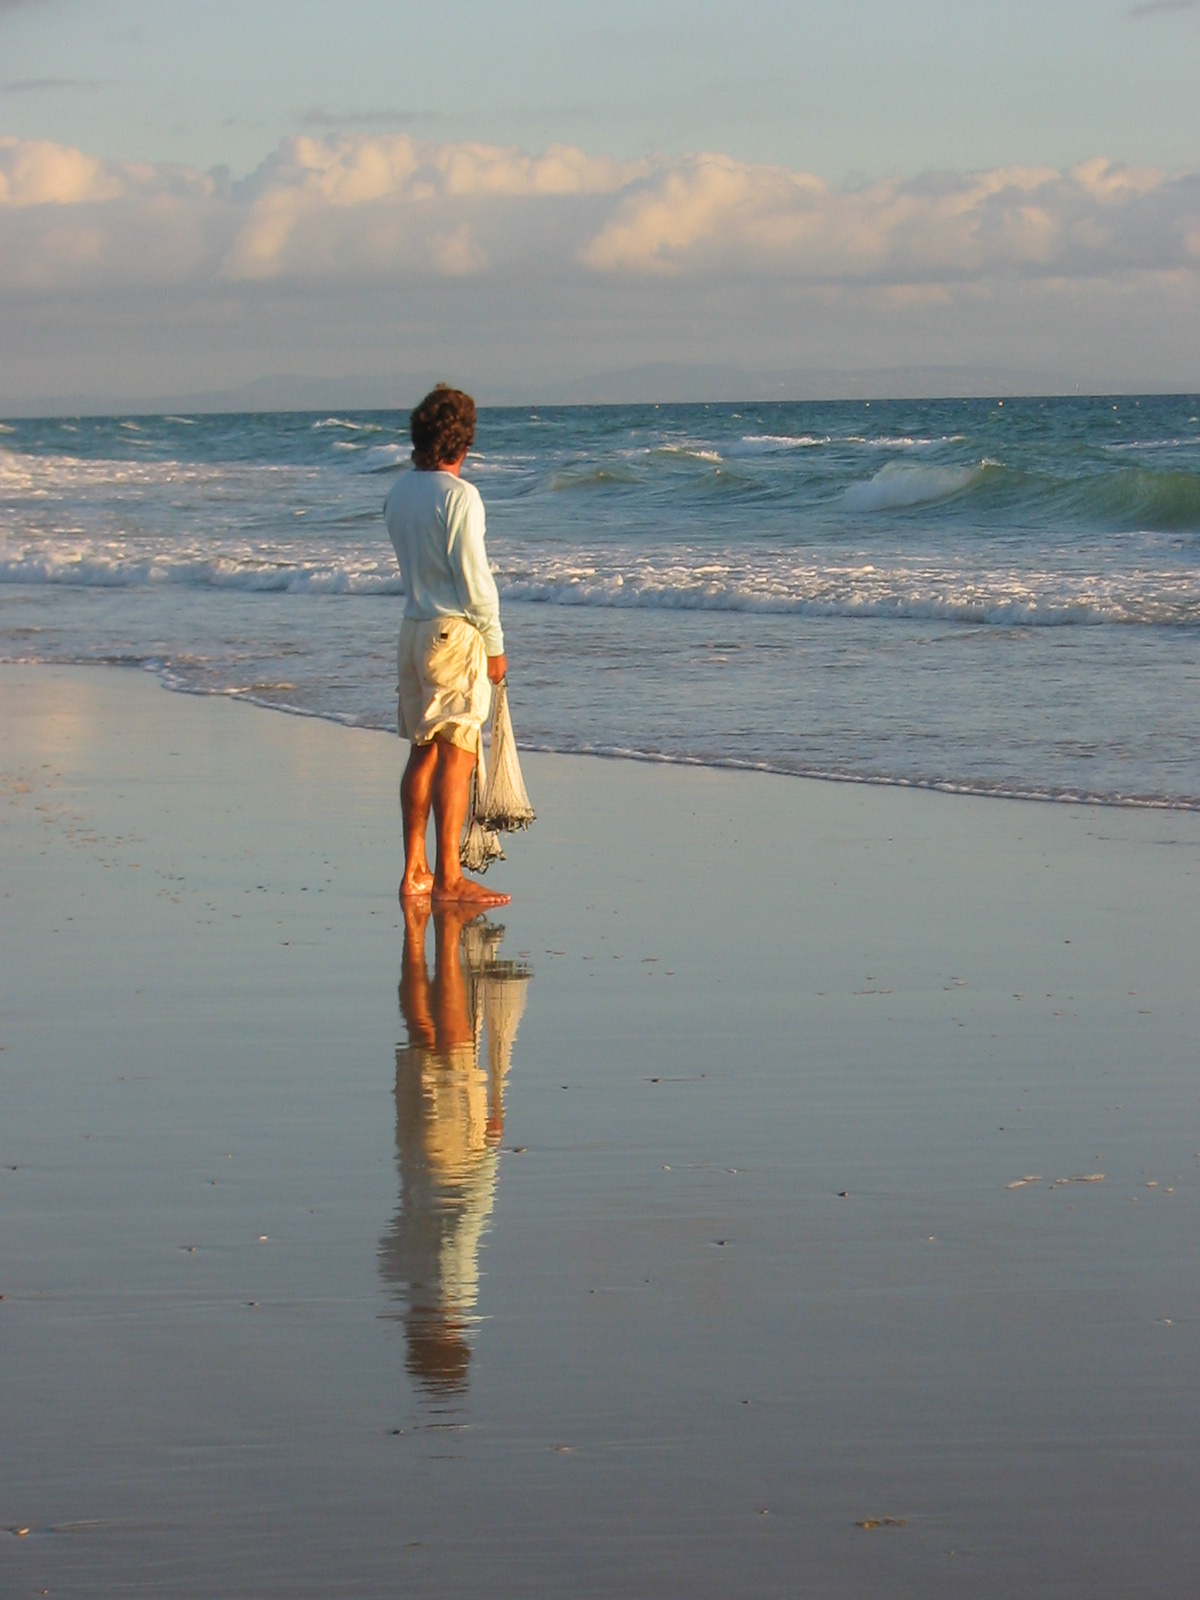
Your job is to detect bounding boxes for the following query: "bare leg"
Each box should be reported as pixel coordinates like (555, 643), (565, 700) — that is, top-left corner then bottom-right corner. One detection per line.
(400, 741), (437, 898)
(430, 904), (481, 1048)
(430, 738), (511, 906)
(398, 898), (435, 1042)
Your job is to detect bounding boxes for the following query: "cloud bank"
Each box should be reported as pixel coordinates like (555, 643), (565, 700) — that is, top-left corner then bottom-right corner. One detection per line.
(1128, 0), (1198, 17)
(2, 131), (1198, 295)
(1, 131), (1198, 406)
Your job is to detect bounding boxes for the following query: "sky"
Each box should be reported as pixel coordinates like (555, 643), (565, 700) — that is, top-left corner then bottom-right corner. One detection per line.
(1, 0), (1198, 408)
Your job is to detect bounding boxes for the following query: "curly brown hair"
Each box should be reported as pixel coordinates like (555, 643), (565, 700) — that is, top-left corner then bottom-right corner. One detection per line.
(410, 384), (477, 469)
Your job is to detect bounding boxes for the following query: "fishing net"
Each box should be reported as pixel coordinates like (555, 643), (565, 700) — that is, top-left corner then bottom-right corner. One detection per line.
(459, 679), (536, 874)
(478, 679), (536, 831)
(462, 919), (533, 1092)
(459, 762), (504, 873)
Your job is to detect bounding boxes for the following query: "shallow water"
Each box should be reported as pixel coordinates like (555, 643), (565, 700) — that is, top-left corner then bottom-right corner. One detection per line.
(3, 396), (1200, 806)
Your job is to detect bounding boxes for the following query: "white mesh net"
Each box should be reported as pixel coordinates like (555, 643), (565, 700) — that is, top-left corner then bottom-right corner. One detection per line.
(478, 680), (535, 831)
(459, 679), (535, 873)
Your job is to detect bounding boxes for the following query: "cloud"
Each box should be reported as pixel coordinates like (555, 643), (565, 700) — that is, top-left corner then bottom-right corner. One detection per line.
(1129, 0), (1198, 15)
(0, 131), (1197, 300)
(578, 153), (1195, 286)
(0, 78), (95, 93)
(219, 134), (642, 282)
(0, 135), (125, 205)
(299, 107), (430, 130)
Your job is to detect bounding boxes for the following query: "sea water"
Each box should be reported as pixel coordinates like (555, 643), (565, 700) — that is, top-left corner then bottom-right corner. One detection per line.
(2, 395), (1199, 808)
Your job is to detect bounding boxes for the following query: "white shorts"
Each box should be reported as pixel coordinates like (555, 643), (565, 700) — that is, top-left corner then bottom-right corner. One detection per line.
(397, 616), (492, 752)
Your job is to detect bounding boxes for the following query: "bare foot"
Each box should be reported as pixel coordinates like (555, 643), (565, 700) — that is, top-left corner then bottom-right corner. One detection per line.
(431, 877), (511, 907)
(401, 898), (432, 940)
(433, 901), (486, 936)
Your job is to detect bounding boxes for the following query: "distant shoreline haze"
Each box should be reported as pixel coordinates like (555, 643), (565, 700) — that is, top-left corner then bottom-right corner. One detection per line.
(3, 374), (1198, 421)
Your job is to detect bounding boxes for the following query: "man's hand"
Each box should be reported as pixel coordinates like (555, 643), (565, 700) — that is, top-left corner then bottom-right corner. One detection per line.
(487, 654), (507, 684)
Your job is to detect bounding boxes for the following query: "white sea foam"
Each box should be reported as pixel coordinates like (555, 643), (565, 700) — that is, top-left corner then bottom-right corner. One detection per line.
(843, 434), (967, 449)
(0, 541), (403, 595)
(4, 530), (1198, 625)
(361, 443), (409, 473)
(653, 443), (724, 463)
(0, 447), (281, 492)
(733, 434), (830, 453)
(843, 461), (987, 511)
(466, 453), (540, 476)
(1105, 437), (1200, 451)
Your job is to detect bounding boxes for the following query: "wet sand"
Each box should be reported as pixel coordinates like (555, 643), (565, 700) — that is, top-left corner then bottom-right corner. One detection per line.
(3, 664), (1199, 1598)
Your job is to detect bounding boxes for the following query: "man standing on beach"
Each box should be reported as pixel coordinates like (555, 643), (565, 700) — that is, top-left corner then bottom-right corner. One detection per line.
(385, 385), (510, 907)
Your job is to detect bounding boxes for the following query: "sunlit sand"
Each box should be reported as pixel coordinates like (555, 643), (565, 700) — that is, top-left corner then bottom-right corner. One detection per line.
(4, 665), (1199, 1597)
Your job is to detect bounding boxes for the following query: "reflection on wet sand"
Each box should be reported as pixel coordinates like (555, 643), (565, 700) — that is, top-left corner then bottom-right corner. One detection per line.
(379, 902), (532, 1398)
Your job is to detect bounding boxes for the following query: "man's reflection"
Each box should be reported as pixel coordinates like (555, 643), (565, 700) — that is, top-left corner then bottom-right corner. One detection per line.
(379, 900), (532, 1398)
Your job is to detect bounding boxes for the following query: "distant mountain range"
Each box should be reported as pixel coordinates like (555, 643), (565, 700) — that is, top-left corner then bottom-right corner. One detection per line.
(1, 363), (1173, 418)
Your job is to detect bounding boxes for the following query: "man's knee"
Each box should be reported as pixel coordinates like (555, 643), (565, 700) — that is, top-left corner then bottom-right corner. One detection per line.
(403, 739), (437, 778)
(432, 737), (475, 782)
(401, 740), (439, 809)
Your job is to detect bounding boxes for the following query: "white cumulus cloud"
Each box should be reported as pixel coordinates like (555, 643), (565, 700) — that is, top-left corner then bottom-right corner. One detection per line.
(0, 131), (1197, 298)
(579, 154), (1200, 284)
(220, 133), (642, 282)
(0, 134), (124, 205)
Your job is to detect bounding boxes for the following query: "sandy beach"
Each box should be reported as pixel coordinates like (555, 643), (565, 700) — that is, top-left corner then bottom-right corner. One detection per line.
(4, 663), (1199, 1598)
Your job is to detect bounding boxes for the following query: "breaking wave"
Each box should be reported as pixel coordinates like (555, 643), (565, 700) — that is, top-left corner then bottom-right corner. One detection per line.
(5, 537), (1199, 626)
(838, 456), (1200, 530)
(0, 545), (403, 595)
(843, 461), (992, 511)
(360, 442), (410, 473)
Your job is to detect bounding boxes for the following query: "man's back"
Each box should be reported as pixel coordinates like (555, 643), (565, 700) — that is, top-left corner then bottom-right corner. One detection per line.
(384, 468), (503, 656)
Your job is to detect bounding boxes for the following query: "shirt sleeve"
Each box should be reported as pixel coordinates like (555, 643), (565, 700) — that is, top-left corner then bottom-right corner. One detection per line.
(444, 482), (504, 655)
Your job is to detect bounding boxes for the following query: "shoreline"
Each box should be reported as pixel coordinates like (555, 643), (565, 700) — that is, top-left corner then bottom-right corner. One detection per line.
(8, 654), (1199, 815)
(5, 394), (1200, 822)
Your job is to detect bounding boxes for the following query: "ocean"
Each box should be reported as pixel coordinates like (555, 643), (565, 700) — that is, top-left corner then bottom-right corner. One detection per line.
(3, 394), (1199, 809)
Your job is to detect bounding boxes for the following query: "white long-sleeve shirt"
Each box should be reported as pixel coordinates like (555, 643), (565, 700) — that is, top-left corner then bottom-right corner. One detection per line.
(384, 468), (504, 655)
